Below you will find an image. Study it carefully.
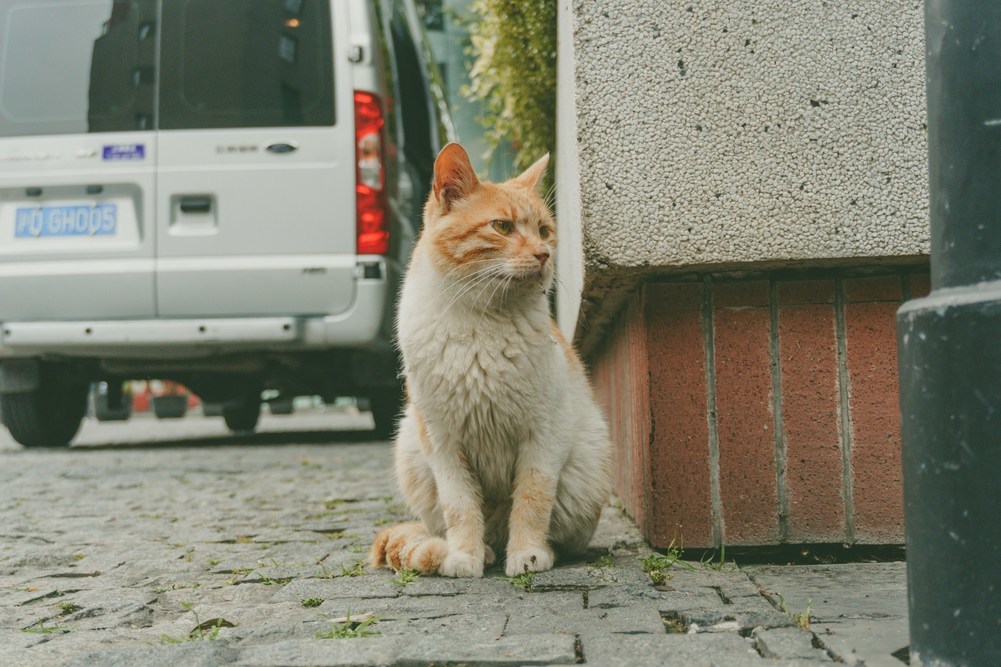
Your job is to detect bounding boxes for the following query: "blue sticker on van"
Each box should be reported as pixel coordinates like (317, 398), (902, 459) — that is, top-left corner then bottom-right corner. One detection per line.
(102, 144), (145, 161)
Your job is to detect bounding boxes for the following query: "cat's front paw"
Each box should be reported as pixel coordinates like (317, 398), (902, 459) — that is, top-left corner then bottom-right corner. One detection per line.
(505, 546), (554, 577)
(439, 550), (484, 578)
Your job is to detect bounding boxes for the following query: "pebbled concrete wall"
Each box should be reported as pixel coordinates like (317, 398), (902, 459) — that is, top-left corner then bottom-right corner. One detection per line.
(557, 0), (929, 348)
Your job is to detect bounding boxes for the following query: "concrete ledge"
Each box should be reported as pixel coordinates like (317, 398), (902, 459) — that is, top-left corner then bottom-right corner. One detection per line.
(557, 1), (930, 350)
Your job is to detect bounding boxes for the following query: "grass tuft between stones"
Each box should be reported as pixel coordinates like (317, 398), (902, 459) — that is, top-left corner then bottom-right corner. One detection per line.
(316, 611), (380, 639)
(392, 567), (419, 587)
(499, 571), (535, 591)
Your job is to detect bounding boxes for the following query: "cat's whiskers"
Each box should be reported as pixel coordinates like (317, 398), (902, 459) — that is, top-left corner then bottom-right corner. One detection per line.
(480, 266), (515, 311)
(437, 258), (497, 283)
(438, 265), (509, 317)
(501, 274), (516, 302)
(439, 273), (503, 319)
(543, 181), (557, 210)
(423, 261), (504, 309)
(551, 272), (569, 295)
(435, 268), (502, 311)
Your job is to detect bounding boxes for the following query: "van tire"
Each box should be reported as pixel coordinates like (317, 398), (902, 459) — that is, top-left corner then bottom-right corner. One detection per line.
(224, 399), (260, 433)
(1, 374), (87, 448)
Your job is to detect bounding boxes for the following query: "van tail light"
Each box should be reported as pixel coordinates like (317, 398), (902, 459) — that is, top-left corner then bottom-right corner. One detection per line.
(354, 90), (388, 255)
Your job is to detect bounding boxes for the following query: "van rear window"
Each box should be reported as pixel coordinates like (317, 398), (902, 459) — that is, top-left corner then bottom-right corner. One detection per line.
(0, 0), (334, 138)
(158, 0), (334, 130)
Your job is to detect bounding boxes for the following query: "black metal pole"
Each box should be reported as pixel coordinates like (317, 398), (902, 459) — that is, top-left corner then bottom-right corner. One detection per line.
(897, 2), (1001, 664)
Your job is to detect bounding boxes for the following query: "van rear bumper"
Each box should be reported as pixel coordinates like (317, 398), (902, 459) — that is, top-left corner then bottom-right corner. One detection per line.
(0, 279), (389, 359)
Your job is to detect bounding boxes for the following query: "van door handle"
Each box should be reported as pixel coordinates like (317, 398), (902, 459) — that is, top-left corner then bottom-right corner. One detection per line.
(179, 196), (212, 214)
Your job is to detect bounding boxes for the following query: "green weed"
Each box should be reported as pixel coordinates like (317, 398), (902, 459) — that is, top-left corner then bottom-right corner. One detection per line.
(500, 571), (535, 591)
(587, 554), (616, 568)
(22, 620), (71, 634)
(316, 611), (380, 639)
(58, 602), (81, 616)
(776, 593), (812, 630)
(159, 602), (233, 644)
(699, 544), (736, 571)
(301, 597), (324, 608)
(392, 567), (419, 587)
(641, 539), (694, 585)
(341, 560), (365, 577)
(316, 558), (365, 580)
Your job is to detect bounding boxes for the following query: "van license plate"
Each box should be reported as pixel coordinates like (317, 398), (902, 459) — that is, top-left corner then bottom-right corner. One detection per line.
(14, 204), (117, 238)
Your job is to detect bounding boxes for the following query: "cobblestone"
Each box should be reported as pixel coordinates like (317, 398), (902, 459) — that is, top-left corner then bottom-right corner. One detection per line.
(0, 414), (837, 665)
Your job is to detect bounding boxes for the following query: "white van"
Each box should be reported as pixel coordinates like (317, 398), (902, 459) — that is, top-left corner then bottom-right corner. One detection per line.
(0, 0), (451, 445)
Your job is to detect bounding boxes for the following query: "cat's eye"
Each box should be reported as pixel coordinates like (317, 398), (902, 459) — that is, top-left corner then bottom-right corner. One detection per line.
(491, 219), (513, 235)
(539, 226), (552, 239)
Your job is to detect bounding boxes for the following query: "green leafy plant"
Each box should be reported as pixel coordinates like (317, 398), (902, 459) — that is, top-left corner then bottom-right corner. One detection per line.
(301, 597), (324, 608)
(465, 0), (556, 184)
(641, 539), (694, 585)
(776, 593), (813, 630)
(316, 611), (380, 639)
(392, 567), (419, 587)
(316, 559), (366, 580)
(341, 560), (365, 577)
(159, 602), (234, 644)
(58, 602), (82, 616)
(500, 571), (535, 591)
(587, 554), (616, 568)
(699, 544), (736, 571)
(22, 620), (72, 634)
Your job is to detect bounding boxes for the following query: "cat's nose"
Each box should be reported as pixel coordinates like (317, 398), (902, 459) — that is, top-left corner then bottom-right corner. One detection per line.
(534, 247), (551, 268)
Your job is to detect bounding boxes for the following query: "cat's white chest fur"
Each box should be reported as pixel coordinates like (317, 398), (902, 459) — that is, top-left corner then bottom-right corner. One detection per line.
(397, 252), (563, 468)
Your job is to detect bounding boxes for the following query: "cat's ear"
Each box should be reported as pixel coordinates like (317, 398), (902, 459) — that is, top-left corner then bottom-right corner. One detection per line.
(512, 153), (550, 191)
(432, 143), (479, 211)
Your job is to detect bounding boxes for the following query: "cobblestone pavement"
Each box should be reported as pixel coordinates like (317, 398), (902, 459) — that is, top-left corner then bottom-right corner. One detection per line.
(1, 412), (871, 665)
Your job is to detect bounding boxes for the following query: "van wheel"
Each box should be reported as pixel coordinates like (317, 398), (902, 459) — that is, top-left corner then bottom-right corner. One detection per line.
(369, 389), (401, 440)
(1, 371), (87, 448)
(223, 397), (260, 433)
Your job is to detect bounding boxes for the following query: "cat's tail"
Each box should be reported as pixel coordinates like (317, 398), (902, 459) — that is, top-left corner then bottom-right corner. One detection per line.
(370, 521), (448, 575)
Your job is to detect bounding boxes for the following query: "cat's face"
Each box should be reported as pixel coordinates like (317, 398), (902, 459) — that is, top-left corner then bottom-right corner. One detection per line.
(422, 143), (555, 290)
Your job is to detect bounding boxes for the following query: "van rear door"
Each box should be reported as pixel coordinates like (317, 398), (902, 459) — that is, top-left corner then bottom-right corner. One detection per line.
(0, 0), (157, 321)
(154, 0), (357, 318)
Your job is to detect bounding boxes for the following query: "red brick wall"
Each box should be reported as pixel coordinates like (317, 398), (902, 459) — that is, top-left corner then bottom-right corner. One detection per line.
(589, 269), (928, 548)
(713, 281), (779, 544)
(591, 293), (651, 535)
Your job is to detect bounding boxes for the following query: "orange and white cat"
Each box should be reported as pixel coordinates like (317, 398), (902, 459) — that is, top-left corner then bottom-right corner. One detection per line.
(371, 143), (613, 578)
